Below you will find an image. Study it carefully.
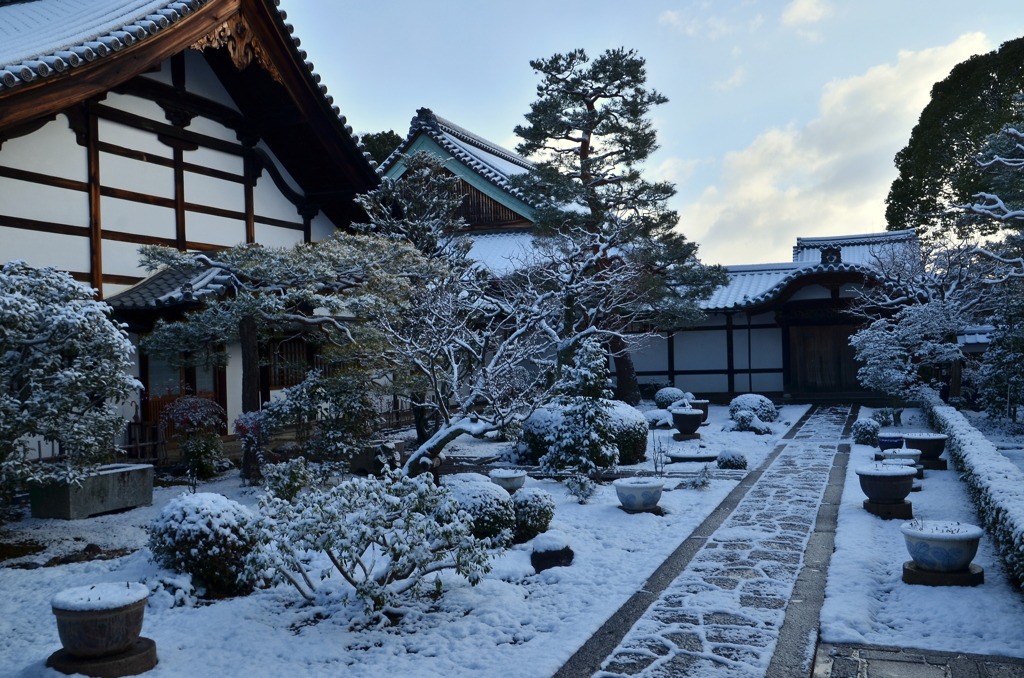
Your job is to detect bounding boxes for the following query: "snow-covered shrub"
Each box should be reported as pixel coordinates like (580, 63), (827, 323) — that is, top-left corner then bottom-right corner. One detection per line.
(446, 479), (516, 545)
(248, 471), (492, 613)
(262, 457), (313, 502)
(727, 409), (772, 435)
(654, 387), (686, 409)
(686, 464), (712, 490)
(851, 419), (881, 446)
(607, 400), (649, 465)
(921, 389), (1024, 583)
(717, 450), (747, 470)
(564, 474), (596, 504)
(523, 400), (648, 469)
(145, 573), (196, 609)
(644, 408), (672, 428)
(511, 488), (556, 543)
(160, 396), (225, 488)
(870, 408), (894, 427)
(233, 410), (269, 483)
(149, 493), (256, 597)
(729, 394), (777, 423)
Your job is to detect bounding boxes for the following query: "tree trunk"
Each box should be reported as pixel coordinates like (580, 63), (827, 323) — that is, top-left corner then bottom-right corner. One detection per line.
(410, 392), (431, 445)
(610, 335), (641, 405)
(239, 314), (261, 481)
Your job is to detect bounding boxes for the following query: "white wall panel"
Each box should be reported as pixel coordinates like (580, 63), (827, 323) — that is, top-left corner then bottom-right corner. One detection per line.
(749, 312), (775, 324)
(256, 141), (301, 193)
(253, 172), (299, 222)
(97, 119), (171, 158)
(186, 146), (244, 175)
(734, 330), (749, 370)
(630, 334), (668, 372)
(101, 238), (148, 277)
(0, 177), (89, 226)
(255, 223), (303, 248)
(186, 210), (246, 247)
(0, 115), (86, 181)
(697, 314), (727, 327)
(101, 196), (175, 239)
(102, 282), (133, 298)
(137, 59), (173, 86)
(751, 328), (783, 369)
(788, 284), (831, 301)
(188, 115), (238, 143)
(184, 171), (244, 212)
(102, 92), (166, 122)
(1, 227), (90, 271)
(310, 212), (336, 242)
(752, 373), (784, 392)
(677, 374), (728, 393)
(184, 49), (239, 110)
(100, 152), (174, 199)
(675, 330), (727, 371)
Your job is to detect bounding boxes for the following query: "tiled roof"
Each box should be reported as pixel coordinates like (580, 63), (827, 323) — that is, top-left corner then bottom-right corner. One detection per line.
(957, 325), (994, 347)
(379, 108), (534, 205)
(106, 265), (231, 310)
(0, 0), (375, 167)
(792, 229), (918, 265)
(702, 261), (880, 312)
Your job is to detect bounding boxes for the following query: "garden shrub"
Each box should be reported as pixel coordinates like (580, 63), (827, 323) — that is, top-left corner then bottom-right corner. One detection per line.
(729, 394), (778, 423)
(654, 387), (686, 409)
(149, 492), (256, 597)
(852, 419), (881, 446)
(446, 478), (516, 545)
(161, 396), (226, 489)
(717, 450), (747, 470)
(522, 400), (649, 468)
(870, 408), (894, 427)
(608, 400), (649, 465)
(728, 409), (772, 435)
(564, 474), (596, 504)
(512, 488), (556, 543)
(262, 457), (313, 502)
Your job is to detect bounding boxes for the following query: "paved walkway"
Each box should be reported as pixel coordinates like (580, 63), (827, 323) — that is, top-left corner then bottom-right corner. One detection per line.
(553, 405), (1024, 678)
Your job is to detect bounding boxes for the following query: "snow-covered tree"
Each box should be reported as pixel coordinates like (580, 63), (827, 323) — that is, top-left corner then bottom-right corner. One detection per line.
(0, 261), (140, 486)
(511, 48), (726, 403)
(977, 282), (1024, 424)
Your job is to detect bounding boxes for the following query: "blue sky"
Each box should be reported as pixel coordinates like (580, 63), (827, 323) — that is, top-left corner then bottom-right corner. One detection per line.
(279, 0), (1024, 265)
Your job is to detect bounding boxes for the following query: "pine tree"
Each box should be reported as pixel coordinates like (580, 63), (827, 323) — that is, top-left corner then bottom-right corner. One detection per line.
(511, 48), (725, 404)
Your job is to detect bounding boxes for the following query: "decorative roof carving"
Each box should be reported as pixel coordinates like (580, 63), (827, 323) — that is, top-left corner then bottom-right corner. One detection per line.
(190, 9), (282, 85)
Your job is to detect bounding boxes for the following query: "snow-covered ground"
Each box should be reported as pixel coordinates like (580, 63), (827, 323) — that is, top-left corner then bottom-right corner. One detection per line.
(820, 409), (1024, 656)
(0, 404), (808, 678)
(960, 409), (1024, 474)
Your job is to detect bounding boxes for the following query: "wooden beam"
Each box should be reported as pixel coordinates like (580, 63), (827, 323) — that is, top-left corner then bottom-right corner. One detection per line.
(0, 213), (89, 238)
(88, 111), (103, 296)
(174, 146), (186, 250)
(0, 164), (89, 192)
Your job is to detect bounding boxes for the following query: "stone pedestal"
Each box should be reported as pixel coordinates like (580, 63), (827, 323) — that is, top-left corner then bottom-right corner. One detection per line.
(47, 637), (157, 678)
(902, 561), (984, 587)
(667, 453), (717, 463)
(863, 499), (913, 520)
(915, 465), (924, 480)
(31, 465), (153, 520)
(921, 459), (948, 471)
(910, 481), (922, 492)
(672, 432), (701, 442)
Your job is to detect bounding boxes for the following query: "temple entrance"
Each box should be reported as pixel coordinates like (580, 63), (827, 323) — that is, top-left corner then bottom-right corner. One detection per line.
(789, 324), (862, 393)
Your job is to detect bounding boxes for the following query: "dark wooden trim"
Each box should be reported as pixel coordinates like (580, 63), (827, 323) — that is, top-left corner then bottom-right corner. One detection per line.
(103, 273), (144, 285)
(97, 141), (175, 168)
(87, 112), (103, 296)
(244, 159), (255, 243)
(619, 368), (785, 377)
(101, 230), (174, 247)
(113, 74), (244, 131)
(0, 164), (89, 192)
(173, 146), (185, 250)
(667, 331), (675, 384)
(184, 202), (245, 222)
(0, 213), (89, 237)
(253, 214), (305, 231)
(101, 185), (176, 209)
(91, 103), (245, 157)
(0, 0), (242, 133)
(725, 314), (735, 393)
(68, 271), (91, 283)
(672, 322), (778, 332)
(185, 241), (226, 251)
(781, 323), (792, 391)
(183, 162), (245, 184)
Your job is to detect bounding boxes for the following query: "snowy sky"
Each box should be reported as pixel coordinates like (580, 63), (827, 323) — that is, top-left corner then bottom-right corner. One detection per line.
(278, 0), (1023, 266)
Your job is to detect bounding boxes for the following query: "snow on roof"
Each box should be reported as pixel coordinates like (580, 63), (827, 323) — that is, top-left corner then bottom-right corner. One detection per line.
(379, 108), (534, 205)
(792, 229), (918, 265)
(106, 265), (231, 310)
(464, 231), (536, 276)
(703, 261), (878, 311)
(957, 325), (994, 347)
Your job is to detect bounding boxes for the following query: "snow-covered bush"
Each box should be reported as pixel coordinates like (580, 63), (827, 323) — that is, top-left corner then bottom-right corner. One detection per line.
(522, 400), (648, 469)
(262, 457), (313, 502)
(851, 419), (881, 446)
(248, 471), (493, 614)
(160, 396), (225, 489)
(686, 464), (712, 490)
(446, 478), (516, 545)
(870, 408), (895, 427)
(149, 493), (256, 597)
(654, 387), (685, 409)
(717, 450), (747, 470)
(564, 474), (596, 504)
(0, 262), (140, 488)
(727, 409), (772, 435)
(233, 410), (269, 483)
(511, 488), (556, 543)
(607, 401), (649, 465)
(922, 388), (1024, 583)
(729, 394), (777, 423)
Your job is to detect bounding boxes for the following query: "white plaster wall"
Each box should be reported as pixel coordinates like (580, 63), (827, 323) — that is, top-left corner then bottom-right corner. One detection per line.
(675, 330), (727, 371)
(102, 92), (166, 122)
(137, 58), (173, 86)
(100, 195), (175, 239)
(310, 212), (336, 242)
(101, 238), (148, 277)
(184, 171), (244, 212)
(697, 314), (728, 326)
(226, 341), (243, 426)
(734, 373), (751, 393)
(253, 172), (300, 223)
(0, 114), (86, 181)
(734, 330), (749, 370)
(256, 141), (302, 194)
(185, 210), (246, 247)
(255, 223), (304, 248)
(749, 312), (775, 324)
(0, 177), (90, 226)
(102, 282), (134, 298)
(751, 328), (783, 369)
(184, 49), (240, 111)
(788, 284), (831, 301)
(0, 227), (90, 271)
(631, 333), (668, 372)
(187, 146), (244, 175)
(676, 374), (728, 393)
(100, 151), (174, 199)
(98, 119), (171, 158)
(752, 373), (784, 392)
(188, 114), (239, 143)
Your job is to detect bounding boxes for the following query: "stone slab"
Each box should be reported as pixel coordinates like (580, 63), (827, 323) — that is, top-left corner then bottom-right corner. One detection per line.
(31, 464), (153, 520)
(47, 637), (157, 678)
(864, 499), (913, 520)
(667, 453), (717, 462)
(671, 432), (701, 442)
(902, 561), (984, 587)
(921, 459), (948, 471)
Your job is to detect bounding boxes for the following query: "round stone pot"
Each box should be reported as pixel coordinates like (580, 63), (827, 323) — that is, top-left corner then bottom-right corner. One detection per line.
(900, 521), (983, 572)
(881, 449), (921, 465)
(878, 435), (904, 451)
(612, 477), (665, 512)
(51, 583), (149, 658)
(489, 469), (528, 493)
(902, 433), (948, 460)
(688, 400), (710, 423)
(855, 465), (916, 504)
(670, 408), (704, 435)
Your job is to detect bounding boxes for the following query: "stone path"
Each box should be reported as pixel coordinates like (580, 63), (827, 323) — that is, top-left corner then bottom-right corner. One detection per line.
(592, 405), (853, 678)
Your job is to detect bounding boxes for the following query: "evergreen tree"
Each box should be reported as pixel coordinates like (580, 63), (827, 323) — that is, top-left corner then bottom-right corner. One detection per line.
(359, 130), (404, 165)
(511, 48), (725, 404)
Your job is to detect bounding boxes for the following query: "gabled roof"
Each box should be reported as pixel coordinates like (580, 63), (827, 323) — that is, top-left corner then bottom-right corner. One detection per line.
(380, 108), (535, 207)
(106, 265), (230, 310)
(792, 229), (918, 265)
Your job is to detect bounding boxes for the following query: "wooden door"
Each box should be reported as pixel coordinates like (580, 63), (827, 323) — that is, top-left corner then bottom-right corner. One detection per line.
(789, 325), (861, 392)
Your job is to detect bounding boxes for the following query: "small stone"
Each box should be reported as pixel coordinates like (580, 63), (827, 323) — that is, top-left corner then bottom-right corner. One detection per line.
(664, 632), (703, 652)
(531, 546), (573, 573)
(740, 595), (786, 609)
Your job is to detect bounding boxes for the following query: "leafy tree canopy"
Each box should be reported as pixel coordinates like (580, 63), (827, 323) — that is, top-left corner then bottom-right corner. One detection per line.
(359, 130), (405, 165)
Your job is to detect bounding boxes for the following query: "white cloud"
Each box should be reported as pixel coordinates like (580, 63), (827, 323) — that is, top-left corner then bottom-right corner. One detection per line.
(652, 157), (699, 186)
(781, 0), (831, 26)
(713, 67), (746, 90)
(679, 33), (991, 266)
(659, 7), (762, 40)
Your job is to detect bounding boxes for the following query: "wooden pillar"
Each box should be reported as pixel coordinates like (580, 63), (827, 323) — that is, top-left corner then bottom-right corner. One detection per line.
(666, 331), (676, 387)
(173, 147), (186, 250)
(87, 111), (103, 296)
(726, 313), (735, 394)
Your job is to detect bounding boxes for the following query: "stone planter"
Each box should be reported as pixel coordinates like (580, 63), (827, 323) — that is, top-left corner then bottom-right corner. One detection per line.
(856, 464), (916, 504)
(878, 435), (904, 452)
(489, 469), (527, 493)
(902, 433), (947, 460)
(688, 400), (710, 423)
(900, 521), (983, 572)
(612, 477), (665, 512)
(670, 408), (703, 435)
(51, 583), (149, 658)
(881, 449), (921, 465)
(30, 464), (153, 520)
